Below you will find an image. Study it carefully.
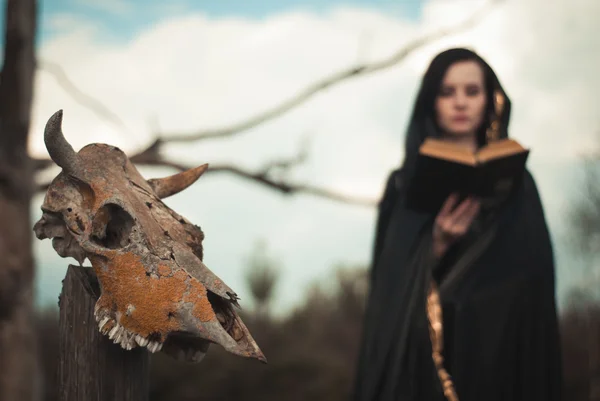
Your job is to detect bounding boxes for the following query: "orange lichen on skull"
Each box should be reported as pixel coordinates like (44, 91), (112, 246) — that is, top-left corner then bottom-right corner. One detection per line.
(91, 252), (216, 343)
(90, 181), (117, 211)
(158, 264), (173, 277)
(181, 271), (217, 323)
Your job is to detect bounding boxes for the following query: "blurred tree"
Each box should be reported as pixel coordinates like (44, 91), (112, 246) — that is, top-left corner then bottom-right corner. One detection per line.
(245, 239), (280, 320)
(561, 133), (600, 399)
(567, 154), (600, 297)
(0, 0), (42, 400)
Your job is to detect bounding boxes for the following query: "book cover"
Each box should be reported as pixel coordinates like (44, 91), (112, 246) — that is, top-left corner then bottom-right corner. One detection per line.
(405, 138), (530, 214)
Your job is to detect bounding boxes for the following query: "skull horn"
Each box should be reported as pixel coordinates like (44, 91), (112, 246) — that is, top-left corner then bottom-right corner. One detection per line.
(44, 110), (81, 174)
(148, 163), (209, 199)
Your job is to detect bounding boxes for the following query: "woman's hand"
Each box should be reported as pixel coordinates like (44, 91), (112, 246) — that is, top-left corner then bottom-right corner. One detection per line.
(432, 193), (481, 259)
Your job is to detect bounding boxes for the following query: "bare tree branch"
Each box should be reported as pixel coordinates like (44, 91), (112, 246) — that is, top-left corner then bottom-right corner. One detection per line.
(37, 149), (377, 207)
(32, 157), (54, 171)
(124, 132), (376, 205)
(204, 165), (377, 206)
(36, 0), (501, 146)
(158, 0), (502, 143)
(37, 60), (129, 132)
(34, 0), (501, 208)
(36, 130), (375, 207)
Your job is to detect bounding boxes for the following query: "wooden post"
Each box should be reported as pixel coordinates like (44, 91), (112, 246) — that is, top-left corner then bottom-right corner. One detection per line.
(58, 265), (149, 401)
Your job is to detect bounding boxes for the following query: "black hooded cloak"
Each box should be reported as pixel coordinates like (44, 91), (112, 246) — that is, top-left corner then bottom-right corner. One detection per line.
(351, 48), (563, 401)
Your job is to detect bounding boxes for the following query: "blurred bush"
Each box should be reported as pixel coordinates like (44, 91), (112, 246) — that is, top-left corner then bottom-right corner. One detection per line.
(34, 243), (600, 400)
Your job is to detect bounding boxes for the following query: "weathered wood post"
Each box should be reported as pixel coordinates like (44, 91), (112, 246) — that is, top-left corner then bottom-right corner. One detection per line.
(58, 265), (149, 401)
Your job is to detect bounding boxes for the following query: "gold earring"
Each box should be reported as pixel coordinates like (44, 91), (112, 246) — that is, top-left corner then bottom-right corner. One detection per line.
(486, 90), (505, 142)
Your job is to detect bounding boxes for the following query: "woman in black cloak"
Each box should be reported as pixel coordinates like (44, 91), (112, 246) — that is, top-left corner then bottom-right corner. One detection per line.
(351, 48), (563, 401)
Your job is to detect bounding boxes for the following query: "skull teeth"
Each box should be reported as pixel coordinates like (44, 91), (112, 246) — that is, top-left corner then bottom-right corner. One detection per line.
(173, 347), (206, 363)
(192, 350), (206, 363)
(105, 323), (136, 350)
(122, 332), (136, 350)
(135, 335), (148, 347)
(96, 315), (163, 353)
(186, 348), (206, 363)
(98, 317), (110, 329)
(147, 341), (163, 353)
(108, 324), (120, 339)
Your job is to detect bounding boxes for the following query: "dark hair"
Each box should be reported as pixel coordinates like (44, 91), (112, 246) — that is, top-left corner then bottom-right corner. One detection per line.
(401, 48), (511, 173)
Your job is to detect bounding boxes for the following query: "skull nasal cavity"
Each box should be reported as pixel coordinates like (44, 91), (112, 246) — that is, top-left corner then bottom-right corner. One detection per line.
(91, 204), (134, 249)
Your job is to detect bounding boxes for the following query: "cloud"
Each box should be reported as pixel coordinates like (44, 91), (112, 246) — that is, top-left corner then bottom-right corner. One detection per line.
(31, 0), (599, 314)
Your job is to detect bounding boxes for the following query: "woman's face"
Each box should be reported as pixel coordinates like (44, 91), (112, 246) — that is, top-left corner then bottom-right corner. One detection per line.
(435, 60), (487, 139)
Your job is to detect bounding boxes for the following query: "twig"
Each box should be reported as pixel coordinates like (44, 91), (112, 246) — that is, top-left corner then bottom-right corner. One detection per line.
(37, 60), (129, 132)
(34, 0), (500, 208)
(36, 0), (501, 145)
(36, 152), (377, 207)
(157, 0), (502, 143)
(32, 157), (54, 171)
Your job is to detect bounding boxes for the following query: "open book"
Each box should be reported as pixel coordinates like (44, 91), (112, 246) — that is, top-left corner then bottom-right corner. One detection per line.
(405, 137), (530, 213)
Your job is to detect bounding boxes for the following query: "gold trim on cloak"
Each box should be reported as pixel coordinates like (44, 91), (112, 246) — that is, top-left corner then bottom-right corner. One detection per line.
(486, 90), (505, 143)
(427, 280), (460, 401)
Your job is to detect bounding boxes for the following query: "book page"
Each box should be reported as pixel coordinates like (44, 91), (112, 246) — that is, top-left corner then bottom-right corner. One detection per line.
(476, 139), (527, 163)
(419, 138), (478, 166)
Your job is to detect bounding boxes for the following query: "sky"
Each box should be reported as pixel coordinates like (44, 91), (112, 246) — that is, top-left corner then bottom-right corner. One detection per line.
(16, 0), (600, 315)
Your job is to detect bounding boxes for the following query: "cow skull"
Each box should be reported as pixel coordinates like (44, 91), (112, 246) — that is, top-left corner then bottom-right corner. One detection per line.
(33, 110), (266, 364)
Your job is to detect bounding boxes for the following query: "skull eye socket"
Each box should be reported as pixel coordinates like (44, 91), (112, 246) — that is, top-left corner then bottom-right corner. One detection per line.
(91, 204), (134, 249)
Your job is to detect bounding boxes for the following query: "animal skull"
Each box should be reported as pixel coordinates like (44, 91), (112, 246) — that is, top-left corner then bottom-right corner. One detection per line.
(33, 110), (266, 364)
